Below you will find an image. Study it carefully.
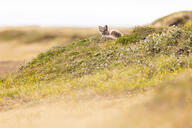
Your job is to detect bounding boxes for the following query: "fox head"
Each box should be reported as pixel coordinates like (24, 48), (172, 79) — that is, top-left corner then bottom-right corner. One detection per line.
(98, 25), (109, 35)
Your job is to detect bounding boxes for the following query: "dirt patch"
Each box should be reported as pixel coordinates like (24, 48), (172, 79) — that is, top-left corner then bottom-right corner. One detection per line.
(0, 61), (23, 77)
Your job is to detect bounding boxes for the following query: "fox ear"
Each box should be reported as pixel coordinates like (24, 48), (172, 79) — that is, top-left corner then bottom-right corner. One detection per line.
(105, 25), (108, 30)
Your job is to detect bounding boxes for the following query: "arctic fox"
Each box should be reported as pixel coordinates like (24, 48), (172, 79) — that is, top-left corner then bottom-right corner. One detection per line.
(98, 25), (123, 40)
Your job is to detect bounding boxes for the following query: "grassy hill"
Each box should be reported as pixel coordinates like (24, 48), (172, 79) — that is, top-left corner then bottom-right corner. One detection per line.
(1, 25), (192, 108)
(152, 11), (192, 26)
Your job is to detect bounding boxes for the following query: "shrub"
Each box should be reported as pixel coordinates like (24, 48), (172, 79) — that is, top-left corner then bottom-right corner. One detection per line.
(140, 26), (192, 55)
(116, 26), (164, 45)
(115, 33), (138, 44)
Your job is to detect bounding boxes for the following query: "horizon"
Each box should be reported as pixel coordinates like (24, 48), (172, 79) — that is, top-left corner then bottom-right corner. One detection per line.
(0, 0), (191, 27)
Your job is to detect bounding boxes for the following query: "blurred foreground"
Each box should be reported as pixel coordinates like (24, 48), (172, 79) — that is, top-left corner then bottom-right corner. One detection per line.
(0, 72), (192, 128)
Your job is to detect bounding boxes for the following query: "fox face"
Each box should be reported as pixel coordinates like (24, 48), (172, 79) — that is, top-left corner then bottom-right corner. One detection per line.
(99, 25), (110, 35)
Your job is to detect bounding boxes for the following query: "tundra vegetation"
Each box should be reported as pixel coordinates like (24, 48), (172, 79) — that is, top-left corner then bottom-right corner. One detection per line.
(0, 12), (192, 127)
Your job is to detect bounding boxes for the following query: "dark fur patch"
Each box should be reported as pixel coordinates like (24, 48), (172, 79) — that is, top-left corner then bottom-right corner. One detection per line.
(111, 31), (122, 38)
(103, 30), (110, 35)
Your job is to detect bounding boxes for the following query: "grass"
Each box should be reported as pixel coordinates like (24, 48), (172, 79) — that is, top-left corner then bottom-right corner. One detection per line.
(0, 25), (192, 108)
(115, 26), (165, 44)
(0, 27), (98, 44)
(100, 71), (192, 128)
(0, 27), (101, 61)
(0, 27), (130, 61)
(0, 26), (130, 45)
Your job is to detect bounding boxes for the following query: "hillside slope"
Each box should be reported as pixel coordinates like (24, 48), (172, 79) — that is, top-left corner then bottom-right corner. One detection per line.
(1, 26), (192, 106)
(0, 25), (192, 127)
(152, 11), (192, 26)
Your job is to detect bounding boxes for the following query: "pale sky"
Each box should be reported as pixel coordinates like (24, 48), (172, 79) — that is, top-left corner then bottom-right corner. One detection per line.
(0, 0), (191, 27)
